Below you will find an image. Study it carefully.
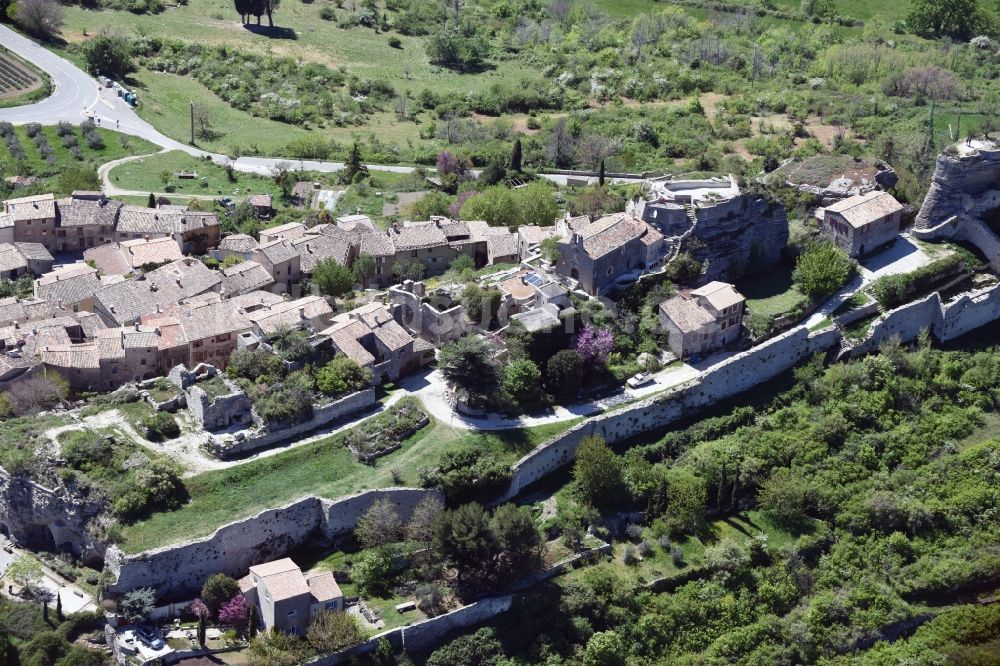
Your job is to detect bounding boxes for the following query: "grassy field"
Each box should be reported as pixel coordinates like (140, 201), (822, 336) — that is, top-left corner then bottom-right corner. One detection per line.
(737, 262), (810, 319)
(107, 149), (284, 197)
(118, 416), (579, 553)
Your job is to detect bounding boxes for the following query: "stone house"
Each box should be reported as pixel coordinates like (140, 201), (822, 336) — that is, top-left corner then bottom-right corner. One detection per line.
(246, 295), (333, 338)
(5, 194), (57, 252)
(34, 264), (101, 313)
(114, 205), (220, 255)
(240, 558), (343, 636)
(53, 193), (122, 253)
(0, 212), (13, 245)
(176, 300), (253, 369)
(290, 231), (356, 276)
(0, 242), (53, 279)
(359, 232), (397, 287)
(517, 224), (560, 259)
(555, 213), (667, 295)
(819, 191), (903, 258)
(321, 302), (421, 383)
(251, 240), (301, 294)
(38, 324), (162, 390)
(388, 221), (458, 278)
(220, 261), (275, 297)
(659, 281), (745, 358)
(83, 237), (183, 277)
(93, 258), (223, 327)
(248, 194), (274, 220)
(215, 233), (259, 262)
(259, 221), (306, 245)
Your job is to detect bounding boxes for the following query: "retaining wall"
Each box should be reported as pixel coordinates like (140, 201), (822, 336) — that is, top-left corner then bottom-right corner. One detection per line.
(207, 388), (379, 458)
(500, 325), (841, 501)
(105, 488), (440, 599)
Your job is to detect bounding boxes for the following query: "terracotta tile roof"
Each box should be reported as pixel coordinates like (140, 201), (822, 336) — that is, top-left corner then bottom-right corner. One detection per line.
(306, 572), (342, 603)
(248, 194), (273, 208)
(116, 206), (219, 235)
(336, 214), (374, 232)
(36, 265), (101, 308)
(291, 233), (352, 273)
(825, 191), (903, 229)
(221, 261), (275, 296)
(0, 244), (27, 274)
(690, 281), (744, 311)
(247, 295), (332, 336)
(177, 300), (252, 341)
(358, 230), (395, 257)
(355, 303), (412, 352)
(39, 342), (100, 369)
(4, 194), (55, 221)
(0, 297), (55, 327)
(249, 558), (300, 578)
(518, 225), (560, 245)
(219, 234), (259, 254)
(141, 313), (187, 350)
(55, 196), (122, 227)
(13, 242), (52, 262)
(322, 319), (376, 366)
(248, 558), (312, 603)
(577, 213), (648, 259)
(660, 294), (715, 334)
(229, 290), (285, 312)
(94, 258), (222, 326)
(260, 221), (304, 241)
(390, 222), (447, 251)
(254, 239), (300, 266)
(487, 233), (520, 263)
(85, 238), (183, 276)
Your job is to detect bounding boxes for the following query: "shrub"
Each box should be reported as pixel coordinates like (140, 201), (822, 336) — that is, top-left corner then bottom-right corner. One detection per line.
(140, 412), (180, 441)
(670, 544), (684, 565)
(792, 240), (855, 298)
(638, 540), (654, 557)
(316, 355), (372, 398)
(622, 544), (638, 565)
(388, 36), (402, 48)
(625, 524), (644, 542)
(350, 548), (394, 595)
(868, 255), (963, 308)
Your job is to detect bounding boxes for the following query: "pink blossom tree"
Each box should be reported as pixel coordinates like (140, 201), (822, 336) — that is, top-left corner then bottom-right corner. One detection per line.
(574, 325), (614, 364)
(436, 151), (463, 177)
(217, 594), (248, 627)
(189, 598), (211, 621)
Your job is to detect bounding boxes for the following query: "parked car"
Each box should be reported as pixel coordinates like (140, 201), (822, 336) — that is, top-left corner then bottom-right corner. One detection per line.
(134, 626), (165, 650)
(627, 372), (654, 389)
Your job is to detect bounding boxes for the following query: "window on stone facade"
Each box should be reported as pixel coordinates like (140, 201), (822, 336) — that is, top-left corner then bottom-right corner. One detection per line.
(729, 317), (737, 326)
(720, 321), (727, 330)
(607, 266), (613, 276)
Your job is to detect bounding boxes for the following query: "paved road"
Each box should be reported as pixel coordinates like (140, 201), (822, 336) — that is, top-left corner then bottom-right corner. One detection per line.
(0, 24), (639, 187)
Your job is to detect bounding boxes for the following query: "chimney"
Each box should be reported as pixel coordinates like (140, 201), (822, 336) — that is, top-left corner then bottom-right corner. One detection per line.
(175, 278), (182, 287)
(150, 283), (158, 292)
(155, 304), (162, 313)
(134, 322), (140, 331)
(299, 307), (306, 319)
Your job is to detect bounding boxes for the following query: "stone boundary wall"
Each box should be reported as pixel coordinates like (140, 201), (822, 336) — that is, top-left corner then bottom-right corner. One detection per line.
(207, 388), (379, 459)
(104, 488), (441, 599)
(498, 325), (841, 501)
(834, 301), (881, 328)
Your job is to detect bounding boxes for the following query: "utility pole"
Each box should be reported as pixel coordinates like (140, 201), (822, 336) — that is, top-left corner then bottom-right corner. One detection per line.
(189, 101), (195, 145)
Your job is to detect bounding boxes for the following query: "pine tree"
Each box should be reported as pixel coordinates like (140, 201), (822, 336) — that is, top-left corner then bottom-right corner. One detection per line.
(147, 192), (156, 208)
(197, 612), (206, 646)
(342, 140), (368, 184)
(509, 137), (523, 173)
(56, 593), (63, 622)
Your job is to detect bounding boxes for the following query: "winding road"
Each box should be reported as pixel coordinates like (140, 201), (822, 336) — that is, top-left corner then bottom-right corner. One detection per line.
(0, 24), (634, 187)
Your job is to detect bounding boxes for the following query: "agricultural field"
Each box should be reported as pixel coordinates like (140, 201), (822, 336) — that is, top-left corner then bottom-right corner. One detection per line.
(0, 48), (45, 106)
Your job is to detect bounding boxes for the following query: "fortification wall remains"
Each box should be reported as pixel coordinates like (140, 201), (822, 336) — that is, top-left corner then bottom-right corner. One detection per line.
(207, 389), (379, 458)
(105, 488), (440, 599)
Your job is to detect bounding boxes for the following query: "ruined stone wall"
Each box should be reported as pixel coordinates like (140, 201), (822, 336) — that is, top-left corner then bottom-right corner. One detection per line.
(847, 293), (943, 357)
(105, 488), (441, 600)
(206, 389), (379, 459)
(939, 283), (1000, 341)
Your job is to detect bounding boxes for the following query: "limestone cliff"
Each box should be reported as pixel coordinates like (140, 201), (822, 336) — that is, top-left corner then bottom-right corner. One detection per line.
(0, 469), (108, 566)
(915, 140), (1000, 231)
(687, 194), (789, 282)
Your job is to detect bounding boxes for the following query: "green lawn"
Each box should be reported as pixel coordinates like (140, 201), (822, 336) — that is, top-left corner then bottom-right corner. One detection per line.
(118, 415), (579, 553)
(738, 263), (811, 319)
(106, 149), (283, 198)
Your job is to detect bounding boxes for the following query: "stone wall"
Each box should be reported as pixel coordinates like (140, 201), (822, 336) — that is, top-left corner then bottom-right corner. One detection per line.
(206, 389), (379, 459)
(848, 293), (942, 357)
(499, 325), (841, 501)
(187, 383), (253, 432)
(104, 488), (440, 600)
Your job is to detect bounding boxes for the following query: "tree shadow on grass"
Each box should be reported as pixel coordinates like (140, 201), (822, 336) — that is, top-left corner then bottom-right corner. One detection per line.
(243, 24), (298, 40)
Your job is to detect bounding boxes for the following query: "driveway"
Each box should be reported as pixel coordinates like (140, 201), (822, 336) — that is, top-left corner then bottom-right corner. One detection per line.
(0, 535), (96, 614)
(805, 236), (932, 327)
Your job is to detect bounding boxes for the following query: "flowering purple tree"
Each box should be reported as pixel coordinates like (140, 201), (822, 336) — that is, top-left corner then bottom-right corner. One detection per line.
(574, 325), (614, 364)
(436, 151), (463, 177)
(449, 190), (475, 217)
(217, 594), (248, 627)
(189, 598), (211, 620)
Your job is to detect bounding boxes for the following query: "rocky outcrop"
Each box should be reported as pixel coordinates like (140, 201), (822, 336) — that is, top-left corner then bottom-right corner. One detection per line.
(915, 140), (1000, 231)
(760, 155), (897, 205)
(0, 468), (107, 566)
(687, 193), (789, 281)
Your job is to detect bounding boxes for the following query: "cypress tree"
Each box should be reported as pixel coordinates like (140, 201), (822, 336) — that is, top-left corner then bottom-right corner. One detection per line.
(147, 192), (156, 208)
(56, 593), (63, 622)
(599, 159), (605, 187)
(509, 137), (523, 173)
(197, 612), (206, 646)
(246, 603), (258, 638)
